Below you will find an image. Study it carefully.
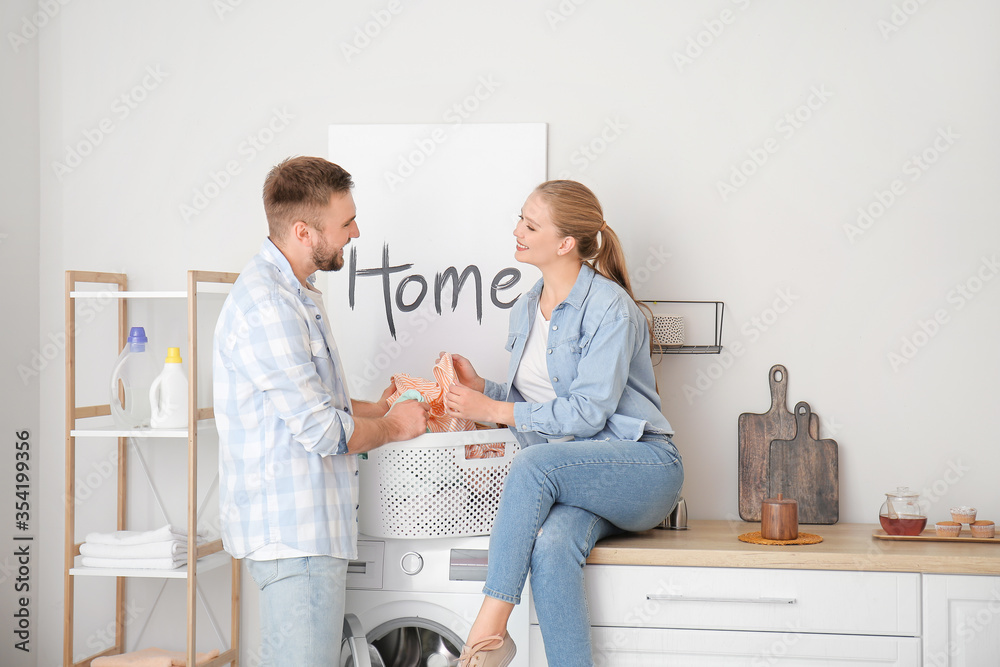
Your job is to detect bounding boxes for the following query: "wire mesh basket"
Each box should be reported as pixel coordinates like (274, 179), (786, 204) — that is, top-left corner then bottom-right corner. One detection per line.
(358, 428), (520, 539)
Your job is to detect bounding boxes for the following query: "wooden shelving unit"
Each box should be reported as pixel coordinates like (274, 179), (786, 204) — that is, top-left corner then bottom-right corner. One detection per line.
(64, 270), (240, 667)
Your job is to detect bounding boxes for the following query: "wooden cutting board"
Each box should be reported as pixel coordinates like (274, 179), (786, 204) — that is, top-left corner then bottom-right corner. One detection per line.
(738, 365), (818, 521)
(768, 401), (839, 524)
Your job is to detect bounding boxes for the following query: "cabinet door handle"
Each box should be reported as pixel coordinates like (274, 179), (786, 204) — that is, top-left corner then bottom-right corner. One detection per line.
(647, 594), (797, 605)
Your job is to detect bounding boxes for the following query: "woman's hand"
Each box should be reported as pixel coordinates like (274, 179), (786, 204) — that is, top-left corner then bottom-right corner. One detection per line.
(440, 352), (485, 393)
(444, 381), (499, 423)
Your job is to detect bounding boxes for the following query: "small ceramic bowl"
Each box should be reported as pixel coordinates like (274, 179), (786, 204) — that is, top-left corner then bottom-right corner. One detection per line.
(935, 521), (962, 537)
(970, 520), (995, 538)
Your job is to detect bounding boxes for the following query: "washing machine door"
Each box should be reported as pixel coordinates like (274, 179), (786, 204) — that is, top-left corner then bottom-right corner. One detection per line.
(342, 613), (383, 667)
(341, 615), (463, 667)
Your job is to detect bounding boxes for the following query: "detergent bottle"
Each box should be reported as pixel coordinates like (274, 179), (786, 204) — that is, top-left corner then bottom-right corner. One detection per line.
(149, 347), (189, 429)
(109, 327), (156, 428)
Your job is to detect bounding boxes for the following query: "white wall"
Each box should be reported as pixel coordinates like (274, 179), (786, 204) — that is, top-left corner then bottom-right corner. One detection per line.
(22, 1), (1000, 664)
(2, 1), (39, 665)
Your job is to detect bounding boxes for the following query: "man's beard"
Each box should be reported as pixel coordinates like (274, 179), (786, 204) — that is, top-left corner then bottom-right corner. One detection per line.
(313, 237), (345, 272)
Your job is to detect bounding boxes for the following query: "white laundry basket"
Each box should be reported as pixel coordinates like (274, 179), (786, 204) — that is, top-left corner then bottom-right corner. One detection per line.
(358, 428), (520, 539)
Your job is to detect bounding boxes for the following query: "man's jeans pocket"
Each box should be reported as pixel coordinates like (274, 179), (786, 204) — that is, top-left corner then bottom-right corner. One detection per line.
(246, 557), (279, 589)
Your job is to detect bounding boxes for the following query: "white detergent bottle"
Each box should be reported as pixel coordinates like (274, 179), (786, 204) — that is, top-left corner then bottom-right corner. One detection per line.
(110, 326), (156, 428)
(149, 347), (188, 429)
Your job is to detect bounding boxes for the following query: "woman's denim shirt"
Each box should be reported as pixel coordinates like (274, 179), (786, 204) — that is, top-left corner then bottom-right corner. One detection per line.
(483, 264), (673, 446)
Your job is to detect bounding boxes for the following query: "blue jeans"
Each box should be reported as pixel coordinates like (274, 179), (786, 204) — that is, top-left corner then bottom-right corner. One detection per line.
(245, 555), (348, 667)
(483, 436), (683, 667)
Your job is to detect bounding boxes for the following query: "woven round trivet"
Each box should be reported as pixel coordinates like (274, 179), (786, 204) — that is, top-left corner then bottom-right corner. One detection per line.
(738, 531), (823, 546)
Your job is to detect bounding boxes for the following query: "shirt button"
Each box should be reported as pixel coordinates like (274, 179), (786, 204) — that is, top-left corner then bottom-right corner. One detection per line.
(355, 470), (359, 476)
(547, 349), (553, 354)
(316, 314), (321, 320)
(355, 505), (359, 510)
(552, 377), (558, 382)
(552, 325), (558, 331)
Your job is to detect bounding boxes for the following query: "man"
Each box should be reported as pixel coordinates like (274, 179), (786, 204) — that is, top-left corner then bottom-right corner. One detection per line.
(213, 156), (429, 665)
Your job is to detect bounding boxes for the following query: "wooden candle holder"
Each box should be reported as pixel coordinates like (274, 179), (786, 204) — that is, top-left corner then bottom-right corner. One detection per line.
(761, 493), (799, 540)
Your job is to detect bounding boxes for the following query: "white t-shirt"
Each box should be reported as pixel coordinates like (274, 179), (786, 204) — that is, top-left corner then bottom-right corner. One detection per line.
(513, 306), (572, 443)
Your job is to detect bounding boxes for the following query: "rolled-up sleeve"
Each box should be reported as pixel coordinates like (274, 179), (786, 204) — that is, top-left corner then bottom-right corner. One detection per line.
(235, 295), (355, 455)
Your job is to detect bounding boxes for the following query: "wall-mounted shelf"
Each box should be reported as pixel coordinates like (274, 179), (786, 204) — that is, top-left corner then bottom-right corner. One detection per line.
(641, 300), (725, 355)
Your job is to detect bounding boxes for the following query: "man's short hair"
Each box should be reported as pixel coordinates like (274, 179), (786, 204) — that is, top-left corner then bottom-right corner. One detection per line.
(263, 156), (354, 239)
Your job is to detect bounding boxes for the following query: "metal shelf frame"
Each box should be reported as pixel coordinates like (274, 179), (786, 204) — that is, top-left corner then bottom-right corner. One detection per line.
(641, 300), (725, 355)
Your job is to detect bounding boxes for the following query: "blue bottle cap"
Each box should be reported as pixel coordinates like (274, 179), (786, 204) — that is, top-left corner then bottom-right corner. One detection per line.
(128, 327), (148, 343)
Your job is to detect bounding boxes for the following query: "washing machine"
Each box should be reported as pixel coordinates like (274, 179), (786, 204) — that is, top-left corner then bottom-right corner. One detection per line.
(341, 535), (530, 667)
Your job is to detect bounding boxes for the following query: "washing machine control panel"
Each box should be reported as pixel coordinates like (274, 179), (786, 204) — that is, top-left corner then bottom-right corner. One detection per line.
(400, 551), (424, 575)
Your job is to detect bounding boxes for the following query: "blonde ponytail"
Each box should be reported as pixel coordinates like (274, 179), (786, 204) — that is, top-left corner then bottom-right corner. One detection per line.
(532, 180), (655, 352)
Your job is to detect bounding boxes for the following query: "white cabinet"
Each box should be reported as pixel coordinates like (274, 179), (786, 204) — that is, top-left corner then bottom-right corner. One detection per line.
(524, 524), (1000, 666)
(529, 566), (921, 666)
(578, 565), (920, 636)
(923, 574), (1000, 666)
(529, 626), (920, 666)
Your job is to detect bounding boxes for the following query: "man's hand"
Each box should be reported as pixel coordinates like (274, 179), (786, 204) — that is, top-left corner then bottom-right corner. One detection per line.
(350, 379), (396, 418)
(383, 399), (431, 442)
(378, 380), (396, 406)
(347, 398), (429, 453)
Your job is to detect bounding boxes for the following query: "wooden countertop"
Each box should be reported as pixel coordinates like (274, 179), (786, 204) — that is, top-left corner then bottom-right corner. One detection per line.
(587, 520), (1000, 575)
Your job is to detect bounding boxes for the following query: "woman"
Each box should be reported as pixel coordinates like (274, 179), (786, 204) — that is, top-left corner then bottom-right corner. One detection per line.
(443, 180), (684, 667)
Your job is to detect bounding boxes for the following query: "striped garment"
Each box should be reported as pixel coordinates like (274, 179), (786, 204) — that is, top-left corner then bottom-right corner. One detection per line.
(213, 239), (360, 560)
(387, 353), (505, 459)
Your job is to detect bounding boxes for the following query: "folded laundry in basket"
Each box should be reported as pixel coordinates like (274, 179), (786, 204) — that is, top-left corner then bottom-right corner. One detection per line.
(81, 553), (189, 570)
(84, 525), (207, 546)
(80, 540), (187, 559)
(92, 646), (220, 666)
(465, 436), (506, 460)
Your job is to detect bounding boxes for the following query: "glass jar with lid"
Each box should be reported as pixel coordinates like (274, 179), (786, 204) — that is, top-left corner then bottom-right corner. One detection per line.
(879, 486), (927, 536)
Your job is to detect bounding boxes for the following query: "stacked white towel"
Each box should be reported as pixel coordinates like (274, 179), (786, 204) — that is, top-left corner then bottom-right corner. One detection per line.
(81, 524), (207, 570)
